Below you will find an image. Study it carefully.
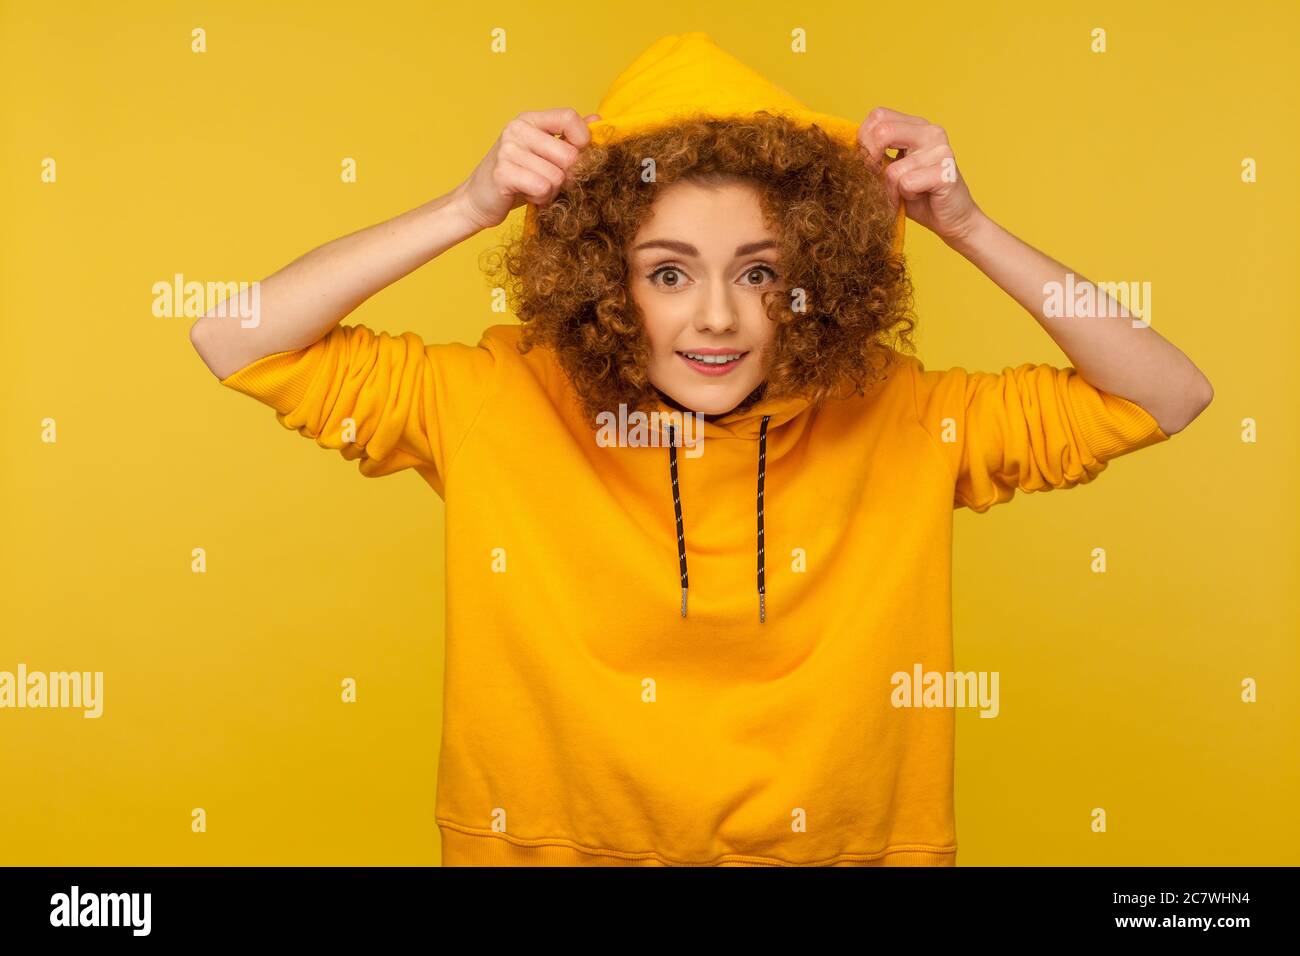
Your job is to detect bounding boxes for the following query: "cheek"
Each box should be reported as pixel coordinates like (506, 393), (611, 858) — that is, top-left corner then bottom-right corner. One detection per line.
(633, 293), (676, 354)
(640, 316), (667, 356)
(752, 314), (778, 351)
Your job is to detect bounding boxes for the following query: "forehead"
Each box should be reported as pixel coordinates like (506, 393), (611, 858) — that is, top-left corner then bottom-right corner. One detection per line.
(630, 179), (775, 253)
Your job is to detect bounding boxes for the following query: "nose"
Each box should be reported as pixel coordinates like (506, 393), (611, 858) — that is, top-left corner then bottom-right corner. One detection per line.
(693, 277), (740, 335)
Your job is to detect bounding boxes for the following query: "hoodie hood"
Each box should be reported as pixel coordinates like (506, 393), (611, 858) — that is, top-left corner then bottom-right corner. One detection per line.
(530, 32), (905, 623)
(523, 31), (907, 251)
(655, 389), (812, 441)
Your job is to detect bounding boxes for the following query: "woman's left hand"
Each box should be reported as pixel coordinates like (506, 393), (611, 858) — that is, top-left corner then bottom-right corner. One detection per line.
(857, 107), (985, 247)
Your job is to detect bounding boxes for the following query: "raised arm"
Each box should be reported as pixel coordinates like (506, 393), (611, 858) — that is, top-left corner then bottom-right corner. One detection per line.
(189, 107), (600, 380)
(936, 215), (1211, 436)
(188, 189), (479, 379)
(858, 106), (1213, 437)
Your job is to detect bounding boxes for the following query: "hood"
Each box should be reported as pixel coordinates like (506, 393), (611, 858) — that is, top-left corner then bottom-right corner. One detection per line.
(530, 32), (905, 623)
(523, 31), (906, 250)
(657, 390), (812, 441)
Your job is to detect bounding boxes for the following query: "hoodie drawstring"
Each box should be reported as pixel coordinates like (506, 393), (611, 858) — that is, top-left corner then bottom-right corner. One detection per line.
(757, 414), (769, 623)
(666, 415), (772, 623)
(667, 423), (688, 617)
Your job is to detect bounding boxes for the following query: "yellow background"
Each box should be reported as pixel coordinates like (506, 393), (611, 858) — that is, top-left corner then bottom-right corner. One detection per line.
(2, 0), (1296, 865)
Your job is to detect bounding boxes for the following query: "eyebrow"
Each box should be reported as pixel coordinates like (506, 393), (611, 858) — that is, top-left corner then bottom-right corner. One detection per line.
(631, 239), (777, 258)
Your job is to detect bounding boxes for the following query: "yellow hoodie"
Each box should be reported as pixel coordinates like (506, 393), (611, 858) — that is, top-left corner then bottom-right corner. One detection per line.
(217, 33), (1171, 866)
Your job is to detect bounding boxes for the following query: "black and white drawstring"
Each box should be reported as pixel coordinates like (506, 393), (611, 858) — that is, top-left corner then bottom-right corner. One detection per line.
(667, 422), (688, 617)
(666, 415), (773, 623)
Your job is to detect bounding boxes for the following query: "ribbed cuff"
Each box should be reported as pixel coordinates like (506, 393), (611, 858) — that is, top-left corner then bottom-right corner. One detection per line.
(219, 342), (327, 416)
(1070, 378), (1170, 462)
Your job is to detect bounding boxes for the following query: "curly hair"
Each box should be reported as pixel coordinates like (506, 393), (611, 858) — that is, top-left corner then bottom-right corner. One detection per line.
(479, 110), (917, 426)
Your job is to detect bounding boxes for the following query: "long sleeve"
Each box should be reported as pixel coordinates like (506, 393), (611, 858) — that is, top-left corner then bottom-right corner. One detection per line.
(218, 323), (497, 496)
(908, 357), (1170, 513)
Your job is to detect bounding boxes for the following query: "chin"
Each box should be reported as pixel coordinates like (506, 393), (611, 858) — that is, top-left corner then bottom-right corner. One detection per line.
(681, 394), (738, 416)
(660, 378), (762, 416)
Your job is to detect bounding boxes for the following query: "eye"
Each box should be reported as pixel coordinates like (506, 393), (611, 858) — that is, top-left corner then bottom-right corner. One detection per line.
(646, 264), (689, 288)
(739, 264), (779, 286)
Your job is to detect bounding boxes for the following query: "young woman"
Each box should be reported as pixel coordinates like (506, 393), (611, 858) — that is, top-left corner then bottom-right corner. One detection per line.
(191, 33), (1211, 866)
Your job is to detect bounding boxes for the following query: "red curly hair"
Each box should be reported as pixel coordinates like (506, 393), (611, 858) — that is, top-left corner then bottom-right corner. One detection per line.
(479, 110), (917, 425)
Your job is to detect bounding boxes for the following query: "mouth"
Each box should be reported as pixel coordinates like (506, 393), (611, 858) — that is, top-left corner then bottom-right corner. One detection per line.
(675, 349), (750, 377)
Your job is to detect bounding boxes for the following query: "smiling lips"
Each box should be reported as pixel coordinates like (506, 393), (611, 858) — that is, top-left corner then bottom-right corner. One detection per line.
(676, 348), (749, 376)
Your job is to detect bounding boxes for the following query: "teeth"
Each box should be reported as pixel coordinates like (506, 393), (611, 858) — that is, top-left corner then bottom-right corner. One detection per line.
(683, 352), (743, 364)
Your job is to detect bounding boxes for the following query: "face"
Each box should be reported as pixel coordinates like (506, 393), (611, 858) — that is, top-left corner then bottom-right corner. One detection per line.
(627, 178), (782, 416)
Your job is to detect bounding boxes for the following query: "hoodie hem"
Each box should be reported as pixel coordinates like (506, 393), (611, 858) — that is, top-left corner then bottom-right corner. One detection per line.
(437, 820), (957, 867)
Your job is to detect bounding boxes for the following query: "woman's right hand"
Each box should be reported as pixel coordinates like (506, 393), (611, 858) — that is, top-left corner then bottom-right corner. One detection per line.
(455, 108), (601, 232)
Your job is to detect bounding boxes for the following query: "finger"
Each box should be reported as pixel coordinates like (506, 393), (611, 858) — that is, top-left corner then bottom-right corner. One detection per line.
(882, 144), (954, 200)
(858, 115), (945, 165)
(499, 159), (560, 204)
(863, 106), (930, 127)
(509, 119), (581, 173)
(858, 120), (935, 165)
(857, 108), (927, 162)
(894, 161), (946, 201)
(499, 144), (566, 199)
(882, 143), (952, 189)
(518, 107), (593, 147)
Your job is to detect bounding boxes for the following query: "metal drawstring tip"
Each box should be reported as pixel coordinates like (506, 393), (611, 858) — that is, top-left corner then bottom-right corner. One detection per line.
(759, 591), (766, 623)
(680, 587), (688, 618)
